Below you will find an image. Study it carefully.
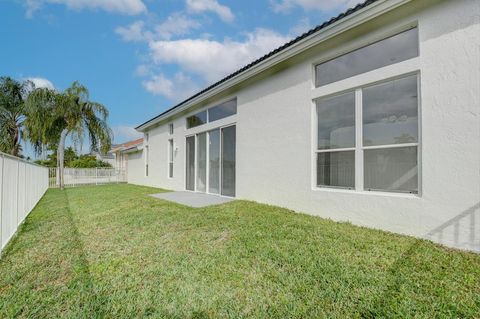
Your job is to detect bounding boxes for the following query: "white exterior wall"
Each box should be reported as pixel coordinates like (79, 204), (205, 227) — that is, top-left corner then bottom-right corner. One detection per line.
(126, 151), (147, 186)
(130, 0), (480, 252)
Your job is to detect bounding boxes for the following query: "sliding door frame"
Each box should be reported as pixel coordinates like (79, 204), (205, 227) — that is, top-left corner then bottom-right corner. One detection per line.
(185, 123), (236, 198)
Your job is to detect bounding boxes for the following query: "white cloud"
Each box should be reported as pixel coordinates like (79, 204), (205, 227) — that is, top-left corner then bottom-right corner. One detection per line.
(289, 17), (312, 36)
(271, 0), (363, 13)
(25, 0), (147, 17)
(116, 14), (200, 42)
(142, 72), (200, 102)
(186, 0), (234, 22)
(148, 28), (291, 83)
(115, 20), (152, 42)
(154, 13), (201, 40)
(135, 64), (150, 77)
(26, 77), (55, 90)
(112, 125), (142, 143)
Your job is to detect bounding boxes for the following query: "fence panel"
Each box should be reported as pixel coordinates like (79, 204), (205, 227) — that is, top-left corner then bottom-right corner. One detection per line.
(0, 152), (49, 254)
(49, 167), (127, 188)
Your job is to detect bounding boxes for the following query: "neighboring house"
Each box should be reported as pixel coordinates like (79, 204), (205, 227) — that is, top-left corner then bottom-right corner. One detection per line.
(94, 150), (116, 167)
(130, 0), (480, 252)
(109, 138), (144, 173)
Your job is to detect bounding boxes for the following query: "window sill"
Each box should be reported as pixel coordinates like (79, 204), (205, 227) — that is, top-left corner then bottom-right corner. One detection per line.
(312, 186), (421, 199)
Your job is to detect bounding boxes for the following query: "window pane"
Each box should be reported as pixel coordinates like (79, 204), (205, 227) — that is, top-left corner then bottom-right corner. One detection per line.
(221, 126), (236, 197)
(208, 99), (237, 122)
(185, 136), (195, 191)
(363, 75), (418, 146)
(316, 28), (418, 87)
(317, 92), (355, 150)
(364, 146), (418, 193)
(317, 151), (355, 188)
(186, 111), (207, 129)
(208, 129), (220, 194)
(197, 132), (207, 192)
(168, 139), (174, 178)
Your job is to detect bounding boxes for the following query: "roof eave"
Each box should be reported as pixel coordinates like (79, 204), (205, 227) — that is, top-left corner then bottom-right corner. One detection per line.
(136, 0), (412, 132)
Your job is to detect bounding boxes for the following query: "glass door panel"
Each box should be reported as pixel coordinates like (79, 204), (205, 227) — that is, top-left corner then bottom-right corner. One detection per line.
(221, 126), (236, 197)
(197, 132), (207, 192)
(208, 129), (220, 194)
(185, 136), (195, 191)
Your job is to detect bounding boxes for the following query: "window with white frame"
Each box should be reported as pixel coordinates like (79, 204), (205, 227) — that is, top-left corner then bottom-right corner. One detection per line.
(315, 27), (418, 87)
(168, 139), (174, 178)
(145, 133), (149, 176)
(168, 123), (174, 135)
(186, 98), (237, 129)
(145, 145), (149, 177)
(315, 74), (419, 194)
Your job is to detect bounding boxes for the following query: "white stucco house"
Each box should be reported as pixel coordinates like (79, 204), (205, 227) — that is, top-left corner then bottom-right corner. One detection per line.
(128, 0), (480, 252)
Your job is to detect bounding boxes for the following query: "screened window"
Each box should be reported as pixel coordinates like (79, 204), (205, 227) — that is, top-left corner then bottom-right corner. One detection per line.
(168, 139), (174, 178)
(315, 28), (418, 87)
(208, 99), (237, 122)
(186, 111), (207, 129)
(316, 92), (355, 188)
(315, 74), (419, 193)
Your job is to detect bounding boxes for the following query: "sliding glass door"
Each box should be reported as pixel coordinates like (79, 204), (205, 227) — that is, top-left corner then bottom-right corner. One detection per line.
(185, 125), (236, 197)
(197, 132), (207, 192)
(221, 126), (236, 197)
(185, 136), (195, 191)
(208, 129), (220, 194)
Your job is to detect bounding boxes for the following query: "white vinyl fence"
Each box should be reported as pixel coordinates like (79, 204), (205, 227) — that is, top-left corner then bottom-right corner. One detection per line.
(49, 167), (127, 188)
(0, 152), (49, 254)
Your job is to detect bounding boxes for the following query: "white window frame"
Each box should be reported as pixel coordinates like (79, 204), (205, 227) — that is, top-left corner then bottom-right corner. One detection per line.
(144, 132), (149, 177)
(312, 72), (422, 196)
(185, 97), (237, 131)
(168, 139), (174, 179)
(168, 123), (174, 135)
(144, 145), (149, 177)
(184, 122), (236, 198)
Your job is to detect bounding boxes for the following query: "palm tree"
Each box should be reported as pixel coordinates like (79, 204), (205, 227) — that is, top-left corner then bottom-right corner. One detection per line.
(25, 81), (112, 190)
(0, 77), (33, 156)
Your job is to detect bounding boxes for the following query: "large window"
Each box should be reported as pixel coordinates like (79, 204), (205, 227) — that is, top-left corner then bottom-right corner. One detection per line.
(315, 74), (419, 193)
(315, 28), (418, 87)
(186, 98), (237, 129)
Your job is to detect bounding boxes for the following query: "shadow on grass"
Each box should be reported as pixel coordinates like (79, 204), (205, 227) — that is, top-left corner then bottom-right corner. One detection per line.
(358, 203), (480, 318)
(62, 189), (110, 317)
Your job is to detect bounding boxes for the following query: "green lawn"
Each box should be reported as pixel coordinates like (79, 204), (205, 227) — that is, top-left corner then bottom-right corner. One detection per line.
(0, 184), (479, 318)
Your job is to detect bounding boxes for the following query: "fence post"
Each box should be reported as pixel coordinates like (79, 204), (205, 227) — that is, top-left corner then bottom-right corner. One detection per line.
(95, 168), (98, 186)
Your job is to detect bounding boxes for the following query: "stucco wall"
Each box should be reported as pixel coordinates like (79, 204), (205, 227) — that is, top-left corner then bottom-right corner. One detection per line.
(126, 151), (146, 186)
(130, 0), (480, 252)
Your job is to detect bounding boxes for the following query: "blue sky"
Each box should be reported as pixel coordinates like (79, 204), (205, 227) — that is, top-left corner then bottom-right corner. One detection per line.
(1, 0), (361, 150)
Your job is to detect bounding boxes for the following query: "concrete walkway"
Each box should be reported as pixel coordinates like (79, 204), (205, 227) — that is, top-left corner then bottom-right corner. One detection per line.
(150, 191), (234, 208)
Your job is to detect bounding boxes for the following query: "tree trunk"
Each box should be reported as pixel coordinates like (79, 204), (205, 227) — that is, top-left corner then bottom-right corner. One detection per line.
(12, 126), (19, 157)
(58, 129), (69, 190)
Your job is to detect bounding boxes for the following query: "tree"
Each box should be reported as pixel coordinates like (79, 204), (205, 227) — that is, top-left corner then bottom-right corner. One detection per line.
(35, 146), (112, 168)
(25, 81), (112, 189)
(0, 77), (33, 156)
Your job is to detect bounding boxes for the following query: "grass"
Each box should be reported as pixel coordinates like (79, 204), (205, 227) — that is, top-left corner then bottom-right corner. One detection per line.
(0, 184), (479, 318)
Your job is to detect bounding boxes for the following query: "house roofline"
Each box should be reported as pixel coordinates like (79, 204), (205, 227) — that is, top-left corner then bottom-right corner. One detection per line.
(135, 0), (412, 131)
